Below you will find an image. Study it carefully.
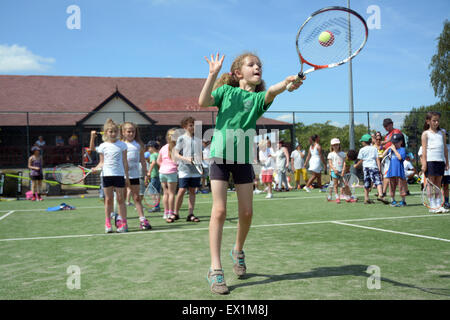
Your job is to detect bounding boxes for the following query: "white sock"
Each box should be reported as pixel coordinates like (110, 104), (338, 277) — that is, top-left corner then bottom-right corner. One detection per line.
(430, 198), (436, 208)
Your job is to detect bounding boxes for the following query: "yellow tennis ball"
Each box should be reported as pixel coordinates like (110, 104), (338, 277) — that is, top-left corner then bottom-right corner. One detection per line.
(81, 195), (85, 198)
(318, 31), (334, 47)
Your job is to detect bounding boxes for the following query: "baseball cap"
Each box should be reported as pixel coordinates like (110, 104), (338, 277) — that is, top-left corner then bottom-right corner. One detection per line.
(359, 134), (372, 143)
(330, 138), (340, 145)
(391, 133), (404, 143)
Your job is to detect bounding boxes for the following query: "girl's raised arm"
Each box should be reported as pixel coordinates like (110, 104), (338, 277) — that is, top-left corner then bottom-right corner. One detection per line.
(198, 53), (225, 108)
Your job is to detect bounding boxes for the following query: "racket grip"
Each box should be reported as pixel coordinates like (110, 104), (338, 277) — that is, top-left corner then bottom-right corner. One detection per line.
(286, 72), (304, 92)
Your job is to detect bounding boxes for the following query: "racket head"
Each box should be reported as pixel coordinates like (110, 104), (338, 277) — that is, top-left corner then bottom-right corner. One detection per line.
(381, 155), (391, 177)
(422, 181), (444, 210)
(192, 159), (204, 175)
(326, 180), (335, 200)
(343, 173), (359, 193)
(143, 181), (160, 208)
(53, 164), (88, 185)
(295, 6), (368, 72)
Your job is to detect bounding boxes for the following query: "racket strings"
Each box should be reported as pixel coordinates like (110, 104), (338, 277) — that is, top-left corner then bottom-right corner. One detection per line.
(299, 10), (366, 67)
(423, 183), (444, 209)
(54, 166), (85, 184)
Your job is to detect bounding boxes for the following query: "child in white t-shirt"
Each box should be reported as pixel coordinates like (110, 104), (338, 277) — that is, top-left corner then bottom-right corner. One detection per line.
(121, 122), (152, 230)
(94, 119), (129, 233)
(327, 138), (346, 203)
(354, 134), (389, 205)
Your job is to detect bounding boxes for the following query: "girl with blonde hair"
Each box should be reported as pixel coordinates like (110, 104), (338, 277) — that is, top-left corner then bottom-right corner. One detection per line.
(94, 119), (129, 233)
(120, 122), (152, 230)
(157, 128), (179, 222)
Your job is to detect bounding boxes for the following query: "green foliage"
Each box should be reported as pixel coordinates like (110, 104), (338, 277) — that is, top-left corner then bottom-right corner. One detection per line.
(401, 102), (450, 151)
(429, 20), (450, 103)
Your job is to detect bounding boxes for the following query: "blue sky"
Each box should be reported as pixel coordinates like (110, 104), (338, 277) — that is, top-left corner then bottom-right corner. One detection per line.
(0, 0), (448, 132)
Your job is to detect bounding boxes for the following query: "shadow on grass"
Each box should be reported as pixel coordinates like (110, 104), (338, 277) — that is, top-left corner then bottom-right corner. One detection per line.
(228, 264), (450, 297)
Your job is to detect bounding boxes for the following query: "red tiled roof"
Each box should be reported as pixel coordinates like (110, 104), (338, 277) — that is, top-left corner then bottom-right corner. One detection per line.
(0, 75), (290, 127)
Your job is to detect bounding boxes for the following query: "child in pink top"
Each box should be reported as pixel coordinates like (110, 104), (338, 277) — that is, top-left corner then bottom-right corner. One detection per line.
(157, 128), (179, 221)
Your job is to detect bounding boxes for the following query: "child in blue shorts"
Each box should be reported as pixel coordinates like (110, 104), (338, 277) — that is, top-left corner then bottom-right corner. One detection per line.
(354, 134), (389, 205)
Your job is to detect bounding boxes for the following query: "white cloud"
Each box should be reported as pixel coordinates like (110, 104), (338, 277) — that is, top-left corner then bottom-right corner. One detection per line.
(274, 114), (294, 122)
(0, 44), (55, 72)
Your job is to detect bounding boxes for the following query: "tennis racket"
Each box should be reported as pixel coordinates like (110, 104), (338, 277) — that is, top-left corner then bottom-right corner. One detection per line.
(286, 6), (368, 91)
(422, 180), (445, 211)
(343, 172), (359, 194)
(53, 164), (94, 185)
(191, 158), (204, 175)
(326, 179), (335, 201)
(381, 154), (391, 177)
(143, 181), (160, 208)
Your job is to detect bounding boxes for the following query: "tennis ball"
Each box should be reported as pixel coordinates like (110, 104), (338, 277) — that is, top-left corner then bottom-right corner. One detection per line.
(319, 31), (334, 47)
(81, 195), (85, 198)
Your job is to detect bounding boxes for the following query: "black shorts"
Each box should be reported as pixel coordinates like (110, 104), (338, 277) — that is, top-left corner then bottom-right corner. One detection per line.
(179, 177), (202, 189)
(30, 174), (43, 181)
(442, 175), (450, 185)
(129, 178), (140, 186)
(209, 161), (255, 185)
(425, 161), (445, 177)
(103, 176), (125, 188)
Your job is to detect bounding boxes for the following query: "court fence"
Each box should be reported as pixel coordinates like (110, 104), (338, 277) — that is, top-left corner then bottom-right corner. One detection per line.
(0, 109), (448, 196)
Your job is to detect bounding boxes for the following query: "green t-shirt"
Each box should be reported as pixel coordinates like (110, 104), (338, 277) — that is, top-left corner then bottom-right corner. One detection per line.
(210, 85), (272, 164)
(150, 152), (159, 178)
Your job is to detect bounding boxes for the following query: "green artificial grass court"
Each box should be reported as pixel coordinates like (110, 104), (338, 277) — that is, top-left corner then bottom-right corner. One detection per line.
(0, 184), (449, 300)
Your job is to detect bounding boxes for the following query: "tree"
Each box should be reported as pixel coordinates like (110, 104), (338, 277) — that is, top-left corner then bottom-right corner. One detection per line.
(429, 20), (450, 103)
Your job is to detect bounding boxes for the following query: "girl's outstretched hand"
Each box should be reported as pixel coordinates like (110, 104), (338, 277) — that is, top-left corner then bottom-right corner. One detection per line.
(286, 75), (305, 91)
(205, 53), (225, 75)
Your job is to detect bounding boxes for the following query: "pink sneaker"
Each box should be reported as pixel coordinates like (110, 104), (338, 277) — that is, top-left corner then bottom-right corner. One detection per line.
(139, 218), (152, 230)
(105, 220), (113, 233)
(116, 220), (128, 233)
(336, 198), (341, 204)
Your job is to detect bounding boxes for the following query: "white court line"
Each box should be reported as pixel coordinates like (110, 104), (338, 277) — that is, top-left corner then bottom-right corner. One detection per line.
(0, 195), (330, 213)
(0, 213), (448, 243)
(332, 221), (450, 243)
(0, 210), (15, 221)
(0, 191), (424, 213)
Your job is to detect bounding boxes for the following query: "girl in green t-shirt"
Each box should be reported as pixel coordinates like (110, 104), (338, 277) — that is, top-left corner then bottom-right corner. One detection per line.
(199, 52), (305, 294)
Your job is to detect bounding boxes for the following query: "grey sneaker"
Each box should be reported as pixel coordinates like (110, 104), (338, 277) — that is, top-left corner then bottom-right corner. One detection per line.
(206, 268), (229, 295)
(230, 249), (247, 278)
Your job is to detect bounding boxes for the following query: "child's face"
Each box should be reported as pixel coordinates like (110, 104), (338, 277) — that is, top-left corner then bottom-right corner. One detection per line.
(428, 115), (440, 130)
(123, 125), (136, 141)
(184, 122), (195, 135)
(238, 56), (262, 86)
(331, 143), (340, 151)
(105, 128), (118, 141)
(149, 146), (156, 153)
